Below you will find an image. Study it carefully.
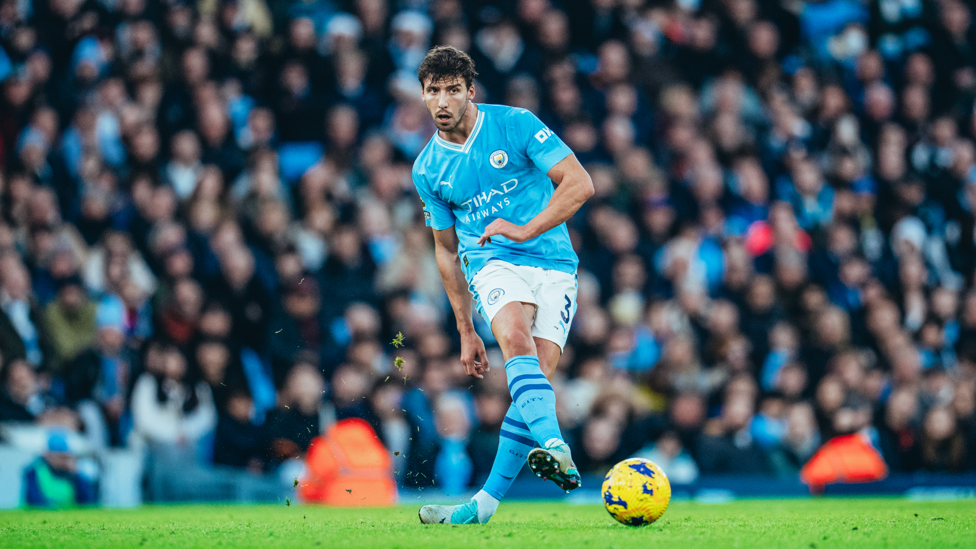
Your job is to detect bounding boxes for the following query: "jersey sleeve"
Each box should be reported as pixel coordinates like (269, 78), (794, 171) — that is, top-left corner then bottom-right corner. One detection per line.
(515, 110), (573, 174)
(412, 166), (456, 230)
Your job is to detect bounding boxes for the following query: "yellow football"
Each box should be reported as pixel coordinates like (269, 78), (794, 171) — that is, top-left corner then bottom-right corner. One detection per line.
(601, 458), (671, 526)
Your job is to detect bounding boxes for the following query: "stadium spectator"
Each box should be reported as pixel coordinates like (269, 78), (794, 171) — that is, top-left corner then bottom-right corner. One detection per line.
(43, 276), (96, 371)
(433, 392), (473, 495)
(0, 358), (54, 421)
(212, 387), (268, 472)
(632, 431), (700, 484)
(23, 432), (98, 508)
(264, 361), (325, 467)
(64, 294), (134, 447)
(0, 254), (53, 371)
(696, 383), (773, 475)
(130, 343), (216, 450)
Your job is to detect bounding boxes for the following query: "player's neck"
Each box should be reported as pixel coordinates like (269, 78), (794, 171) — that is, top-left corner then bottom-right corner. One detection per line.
(438, 102), (480, 145)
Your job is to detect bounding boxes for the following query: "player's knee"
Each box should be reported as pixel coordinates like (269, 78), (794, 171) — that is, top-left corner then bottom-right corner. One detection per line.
(497, 328), (536, 357)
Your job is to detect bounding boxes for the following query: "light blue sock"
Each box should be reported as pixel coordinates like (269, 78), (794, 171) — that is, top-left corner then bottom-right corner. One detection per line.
(505, 355), (564, 446)
(482, 404), (534, 500)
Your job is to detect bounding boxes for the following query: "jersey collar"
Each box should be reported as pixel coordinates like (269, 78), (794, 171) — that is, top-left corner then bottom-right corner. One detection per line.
(433, 107), (484, 154)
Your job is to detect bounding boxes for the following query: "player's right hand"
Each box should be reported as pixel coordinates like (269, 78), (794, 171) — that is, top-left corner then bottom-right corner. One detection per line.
(460, 331), (489, 379)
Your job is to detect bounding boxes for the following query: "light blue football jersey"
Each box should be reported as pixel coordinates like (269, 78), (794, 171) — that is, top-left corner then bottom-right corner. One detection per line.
(412, 103), (578, 282)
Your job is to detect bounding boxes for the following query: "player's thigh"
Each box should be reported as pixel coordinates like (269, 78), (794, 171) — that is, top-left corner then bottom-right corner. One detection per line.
(471, 261), (537, 335)
(530, 269), (578, 353)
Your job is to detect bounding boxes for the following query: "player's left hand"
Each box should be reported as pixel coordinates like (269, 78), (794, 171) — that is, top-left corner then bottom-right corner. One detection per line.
(478, 219), (530, 246)
(460, 330), (489, 379)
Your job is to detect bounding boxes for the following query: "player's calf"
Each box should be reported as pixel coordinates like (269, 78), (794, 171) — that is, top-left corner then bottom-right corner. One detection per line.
(505, 355), (564, 444)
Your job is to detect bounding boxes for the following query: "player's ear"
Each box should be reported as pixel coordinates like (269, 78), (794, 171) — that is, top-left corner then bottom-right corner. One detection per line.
(468, 84), (476, 100)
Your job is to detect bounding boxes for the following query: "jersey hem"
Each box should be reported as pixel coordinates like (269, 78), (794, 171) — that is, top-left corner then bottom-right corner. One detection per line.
(467, 256), (577, 281)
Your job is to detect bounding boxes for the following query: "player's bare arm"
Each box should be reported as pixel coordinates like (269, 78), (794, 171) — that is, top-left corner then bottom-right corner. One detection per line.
(477, 154), (594, 246)
(431, 226), (489, 379)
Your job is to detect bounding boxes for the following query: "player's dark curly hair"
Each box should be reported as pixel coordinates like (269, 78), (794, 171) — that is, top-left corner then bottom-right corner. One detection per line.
(417, 46), (479, 89)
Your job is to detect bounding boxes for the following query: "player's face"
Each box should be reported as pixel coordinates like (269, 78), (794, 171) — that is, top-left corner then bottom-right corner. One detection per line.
(422, 77), (474, 132)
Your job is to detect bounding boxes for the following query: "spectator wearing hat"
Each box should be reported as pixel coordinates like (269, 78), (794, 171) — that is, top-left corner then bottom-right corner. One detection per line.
(65, 294), (135, 447)
(387, 11), (431, 74)
(321, 12), (362, 57)
(23, 431), (98, 507)
(15, 126), (57, 191)
(49, 35), (107, 121)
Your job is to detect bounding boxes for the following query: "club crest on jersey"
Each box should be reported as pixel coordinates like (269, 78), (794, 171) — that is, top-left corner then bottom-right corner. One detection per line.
(487, 288), (505, 305)
(489, 150), (509, 169)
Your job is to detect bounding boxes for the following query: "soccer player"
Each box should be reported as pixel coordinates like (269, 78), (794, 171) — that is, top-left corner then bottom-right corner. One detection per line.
(412, 46), (594, 525)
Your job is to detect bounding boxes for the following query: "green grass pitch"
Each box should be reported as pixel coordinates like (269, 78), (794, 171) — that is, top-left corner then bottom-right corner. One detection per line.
(1, 498), (974, 548)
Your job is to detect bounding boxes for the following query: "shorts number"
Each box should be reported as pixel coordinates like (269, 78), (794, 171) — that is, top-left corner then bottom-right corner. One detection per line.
(560, 295), (572, 323)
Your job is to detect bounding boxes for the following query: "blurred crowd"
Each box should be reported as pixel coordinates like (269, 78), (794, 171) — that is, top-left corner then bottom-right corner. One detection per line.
(2, 0), (976, 503)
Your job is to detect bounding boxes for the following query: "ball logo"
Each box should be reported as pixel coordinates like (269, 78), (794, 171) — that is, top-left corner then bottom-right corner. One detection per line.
(487, 288), (505, 305)
(489, 150), (508, 169)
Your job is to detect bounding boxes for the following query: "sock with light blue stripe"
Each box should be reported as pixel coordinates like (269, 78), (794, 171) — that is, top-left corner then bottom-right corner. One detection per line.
(505, 355), (564, 446)
(482, 404), (534, 500)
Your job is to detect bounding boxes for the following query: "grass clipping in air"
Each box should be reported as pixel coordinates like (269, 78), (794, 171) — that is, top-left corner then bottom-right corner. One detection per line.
(392, 332), (405, 371)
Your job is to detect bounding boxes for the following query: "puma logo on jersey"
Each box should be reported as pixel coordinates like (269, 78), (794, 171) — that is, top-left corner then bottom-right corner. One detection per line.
(439, 181), (453, 189)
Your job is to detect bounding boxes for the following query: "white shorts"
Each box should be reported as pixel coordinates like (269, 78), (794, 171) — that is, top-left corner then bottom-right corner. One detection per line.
(469, 260), (578, 350)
